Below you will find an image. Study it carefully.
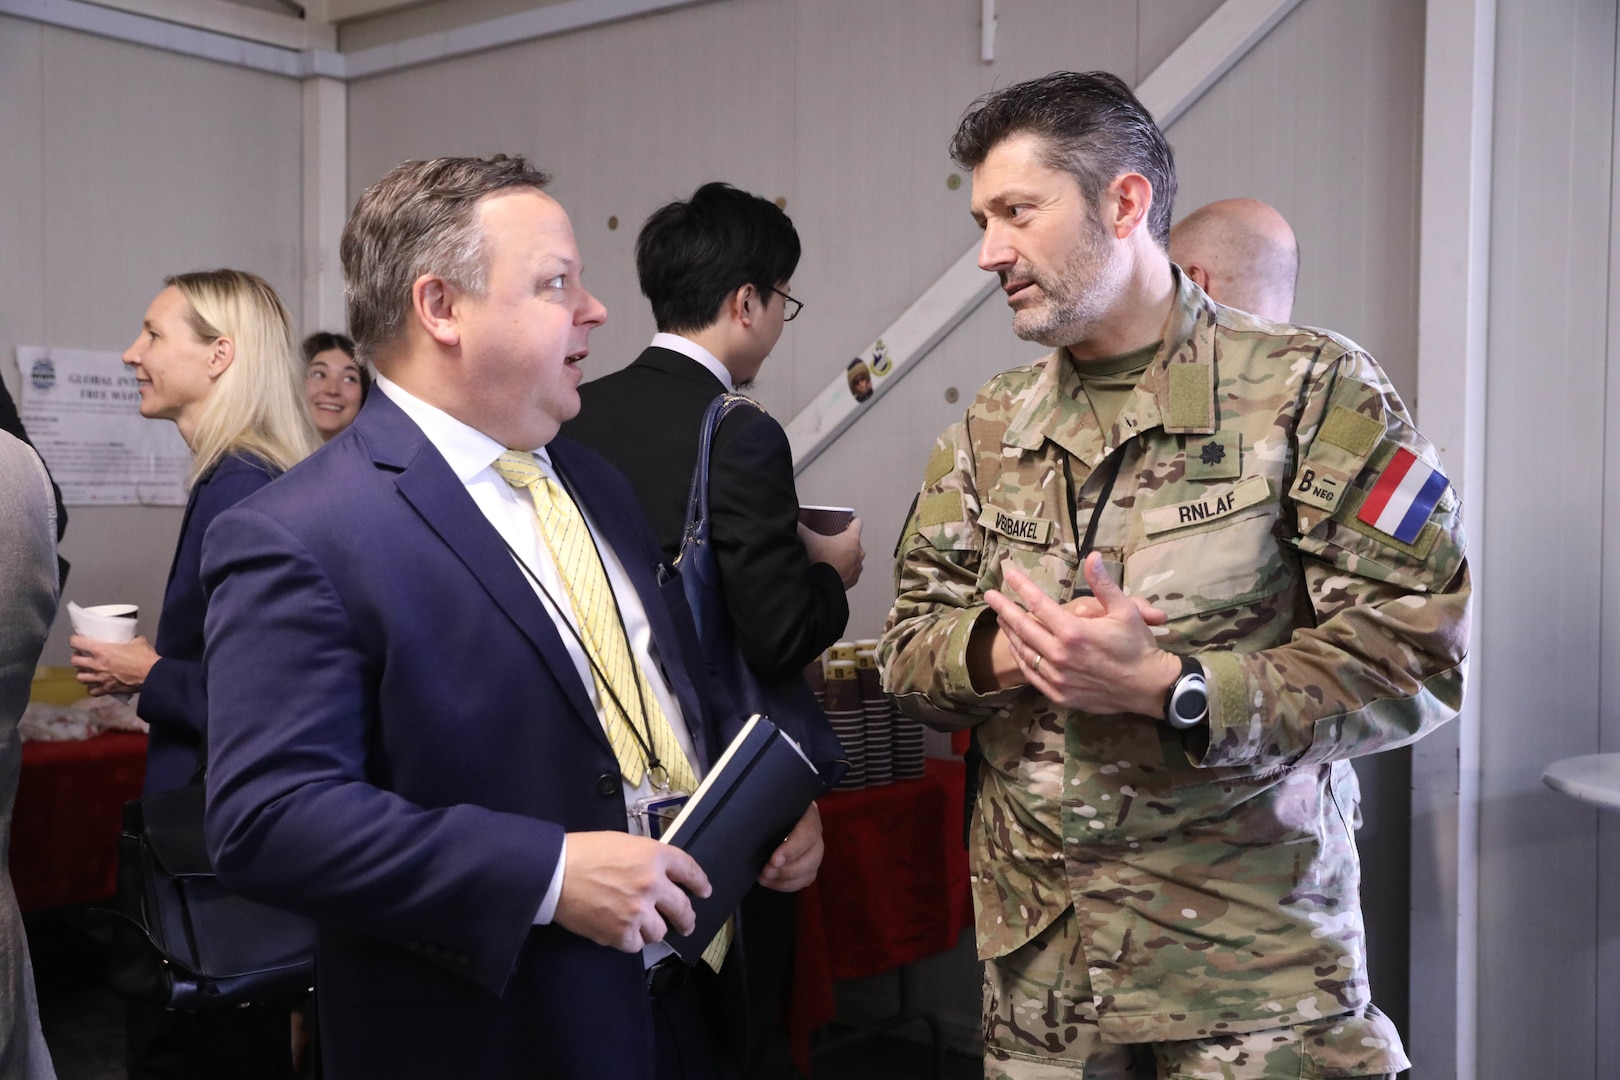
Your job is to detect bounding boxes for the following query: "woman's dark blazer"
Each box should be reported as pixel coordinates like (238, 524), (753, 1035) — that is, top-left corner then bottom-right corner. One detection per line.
(137, 451), (277, 794)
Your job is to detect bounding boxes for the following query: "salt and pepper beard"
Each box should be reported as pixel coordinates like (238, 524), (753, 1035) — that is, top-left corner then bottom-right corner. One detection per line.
(1004, 209), (1130, 350)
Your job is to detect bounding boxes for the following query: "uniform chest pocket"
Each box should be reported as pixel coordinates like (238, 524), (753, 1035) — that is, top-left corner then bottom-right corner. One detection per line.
(979, 503), (1077, 596)
(1125, 502), (1294, 622)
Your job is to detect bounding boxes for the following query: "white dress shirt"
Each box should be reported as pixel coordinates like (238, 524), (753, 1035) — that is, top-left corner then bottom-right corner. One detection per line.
(376, 376), (696, 960)
(650, 332), (734, 391)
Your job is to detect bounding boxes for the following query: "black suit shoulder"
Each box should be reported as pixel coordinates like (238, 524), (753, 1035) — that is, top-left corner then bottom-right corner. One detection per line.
(566, 351), (725, 561)
(566, 347), (847, 678)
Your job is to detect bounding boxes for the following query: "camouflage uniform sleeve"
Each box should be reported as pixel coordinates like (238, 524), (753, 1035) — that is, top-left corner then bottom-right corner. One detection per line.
(1192, 349), (1472, 769)
(878, 420), (1024, 731)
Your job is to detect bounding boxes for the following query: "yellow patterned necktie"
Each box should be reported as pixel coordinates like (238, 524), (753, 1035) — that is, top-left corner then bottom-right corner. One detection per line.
(490, 450), (730, 969)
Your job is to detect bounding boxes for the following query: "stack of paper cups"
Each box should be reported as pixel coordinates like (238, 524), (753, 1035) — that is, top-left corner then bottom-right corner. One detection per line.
(891, 705), (927, 779)
(803, 654), (829, 712)
(804, 655), (827, 709)
(855, 649), (892, 786)
(824, 660), (865, 790)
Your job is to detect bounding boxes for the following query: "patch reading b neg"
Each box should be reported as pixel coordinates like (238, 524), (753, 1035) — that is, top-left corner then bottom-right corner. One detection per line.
(978, 506), (1055, 546)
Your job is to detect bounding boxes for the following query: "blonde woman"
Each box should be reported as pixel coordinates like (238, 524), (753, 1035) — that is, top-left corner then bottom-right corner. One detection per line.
(69, 270), (316, 1077)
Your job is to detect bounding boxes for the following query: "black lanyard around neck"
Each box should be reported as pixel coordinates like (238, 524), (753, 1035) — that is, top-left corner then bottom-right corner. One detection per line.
(1064, 451), (1124, 568)
(496, 482), (669, 790)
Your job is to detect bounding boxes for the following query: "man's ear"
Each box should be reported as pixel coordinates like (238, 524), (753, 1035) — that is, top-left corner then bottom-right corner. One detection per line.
(207, 336), (235, 379)
(412, 274), (461, 347)
(1105, 172), (1155, 240)
(1182, 262), (1212, 293)
(732, 283), (759, 329)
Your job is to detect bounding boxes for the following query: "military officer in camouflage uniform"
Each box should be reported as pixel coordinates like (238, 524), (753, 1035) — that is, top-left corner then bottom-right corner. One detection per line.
(879, 71), (1470, 1080)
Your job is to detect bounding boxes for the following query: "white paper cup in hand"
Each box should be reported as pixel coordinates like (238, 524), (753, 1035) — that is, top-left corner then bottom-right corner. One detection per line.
(68, 602), (140, 644)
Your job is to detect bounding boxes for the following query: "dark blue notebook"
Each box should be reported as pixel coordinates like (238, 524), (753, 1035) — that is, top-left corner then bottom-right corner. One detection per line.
(660, 714), (823, 963)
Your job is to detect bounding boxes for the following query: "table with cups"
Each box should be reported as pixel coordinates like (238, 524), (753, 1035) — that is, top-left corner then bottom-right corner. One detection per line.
(788, 641), (973, 1073)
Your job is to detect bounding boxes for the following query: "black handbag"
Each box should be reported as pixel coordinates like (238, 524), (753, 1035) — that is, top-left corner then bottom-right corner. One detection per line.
(103, 781), (316, 1010)
(675, 393), (847, 782)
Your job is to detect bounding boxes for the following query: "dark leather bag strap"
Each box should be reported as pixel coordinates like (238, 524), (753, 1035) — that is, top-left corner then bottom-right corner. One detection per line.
(677, 393), (766, 566)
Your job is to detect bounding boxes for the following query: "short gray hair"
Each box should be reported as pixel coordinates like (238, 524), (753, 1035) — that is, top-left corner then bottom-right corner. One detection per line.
(340, 155), (552, 360)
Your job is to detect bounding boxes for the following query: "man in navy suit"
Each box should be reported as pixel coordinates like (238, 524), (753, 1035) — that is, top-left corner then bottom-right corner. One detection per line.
(200, 156), (822, 1080)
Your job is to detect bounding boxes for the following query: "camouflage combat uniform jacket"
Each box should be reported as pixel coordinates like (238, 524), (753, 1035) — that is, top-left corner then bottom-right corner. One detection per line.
(879, 273), (1470, 1045)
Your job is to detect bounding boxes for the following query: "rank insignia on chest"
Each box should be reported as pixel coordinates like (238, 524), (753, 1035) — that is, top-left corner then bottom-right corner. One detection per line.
(1356, 447), (1449, 544)
(1183, 430), (1242, 480)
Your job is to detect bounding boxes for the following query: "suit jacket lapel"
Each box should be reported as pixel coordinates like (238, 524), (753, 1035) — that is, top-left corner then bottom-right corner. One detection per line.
(359, 394), (607, 749)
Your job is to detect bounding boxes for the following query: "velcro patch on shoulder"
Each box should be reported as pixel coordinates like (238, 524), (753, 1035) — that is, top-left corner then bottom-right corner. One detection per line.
(978, 506), (1055, 546)
(1142, 475), (1270, 536)
(1318, 403), (1385, 458)
(922, 444), (955, 487)
(915, 491), (966, 529)
(1166, 363), (1214, 431)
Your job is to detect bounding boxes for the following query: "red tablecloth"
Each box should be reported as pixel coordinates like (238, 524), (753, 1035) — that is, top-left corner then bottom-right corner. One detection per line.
(11, 732), (147, 912)
(789, 757), (973, 1069)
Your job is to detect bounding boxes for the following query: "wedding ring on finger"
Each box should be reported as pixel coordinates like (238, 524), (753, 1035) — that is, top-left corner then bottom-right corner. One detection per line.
(1032, 653), (1043, 673)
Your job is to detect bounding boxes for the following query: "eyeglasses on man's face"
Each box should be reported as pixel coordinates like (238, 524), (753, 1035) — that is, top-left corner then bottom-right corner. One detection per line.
(769, 287), (802, 322)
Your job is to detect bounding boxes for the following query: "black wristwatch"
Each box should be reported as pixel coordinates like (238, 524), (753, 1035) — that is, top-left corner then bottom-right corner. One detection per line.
(1163, 655), (1208, 730)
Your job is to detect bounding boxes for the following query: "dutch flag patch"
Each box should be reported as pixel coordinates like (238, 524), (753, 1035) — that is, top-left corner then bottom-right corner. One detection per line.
(1357, 447), (1449, 544)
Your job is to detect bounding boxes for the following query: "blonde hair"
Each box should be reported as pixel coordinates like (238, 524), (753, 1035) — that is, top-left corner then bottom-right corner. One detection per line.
(165, 269), (320, 485)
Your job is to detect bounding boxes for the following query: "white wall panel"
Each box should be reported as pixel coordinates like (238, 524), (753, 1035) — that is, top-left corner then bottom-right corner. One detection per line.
(1167, 0), (1423, 400)
(347, 0), (795, 399)
(1477, 0), (1618, 1075)
(1136, 0), (1226, 84)
(0, 15), (304, 667)
(1600, 20), (1620, 1072)
(781, 0), (1135, 426)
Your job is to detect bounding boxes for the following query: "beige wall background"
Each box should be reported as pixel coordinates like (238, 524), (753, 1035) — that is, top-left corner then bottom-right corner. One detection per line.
(0, 13), (304, 670)
(12, 0), (1620, 1072)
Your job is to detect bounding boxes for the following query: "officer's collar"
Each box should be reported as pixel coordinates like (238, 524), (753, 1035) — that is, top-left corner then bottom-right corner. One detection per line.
(1002, 267), (1219, 455)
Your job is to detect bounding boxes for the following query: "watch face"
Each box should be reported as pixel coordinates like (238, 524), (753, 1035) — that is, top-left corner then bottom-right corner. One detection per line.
(1174, 686), (1208, 722)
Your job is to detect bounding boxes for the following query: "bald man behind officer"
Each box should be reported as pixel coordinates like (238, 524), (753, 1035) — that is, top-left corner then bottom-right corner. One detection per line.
(1169, 197), (1298, 321)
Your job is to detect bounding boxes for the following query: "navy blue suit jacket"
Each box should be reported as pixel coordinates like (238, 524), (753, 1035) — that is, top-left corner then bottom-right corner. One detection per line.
(139, 452), (276, 794)
(200, 392), (733, 1079)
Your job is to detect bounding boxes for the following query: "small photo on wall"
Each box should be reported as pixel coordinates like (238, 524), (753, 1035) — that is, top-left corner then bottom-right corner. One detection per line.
(847, 358), (873, 403)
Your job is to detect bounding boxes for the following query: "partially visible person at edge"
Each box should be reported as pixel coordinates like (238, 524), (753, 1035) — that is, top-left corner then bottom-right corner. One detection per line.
(69, 269), (319, 1079)
(1, 379), (70, 585)
(1, 429), (62, 1080)
(563, 181), (861, 1077)
(880, 70), (1469, 1080)
(1168, 196), (1299, 321)
(303, 331), (370, 442)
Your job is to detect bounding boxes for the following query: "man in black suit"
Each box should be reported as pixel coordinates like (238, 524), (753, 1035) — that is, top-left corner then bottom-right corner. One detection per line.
(563, 181), (862, 1075)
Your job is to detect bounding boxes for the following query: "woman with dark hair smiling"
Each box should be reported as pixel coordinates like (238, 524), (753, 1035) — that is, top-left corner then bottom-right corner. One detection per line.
(302, 330), (369, 441)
